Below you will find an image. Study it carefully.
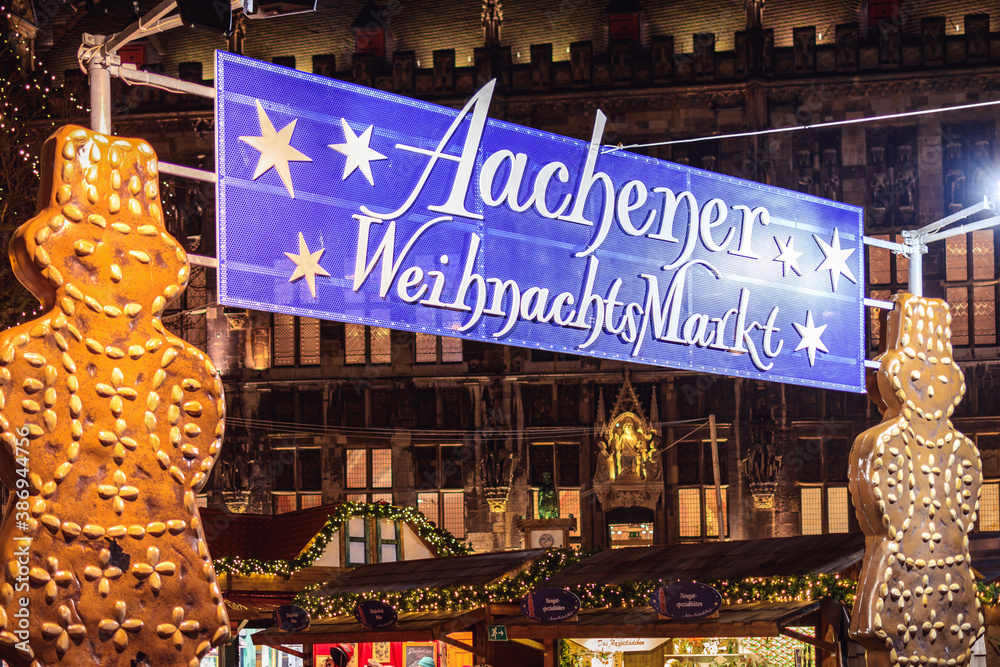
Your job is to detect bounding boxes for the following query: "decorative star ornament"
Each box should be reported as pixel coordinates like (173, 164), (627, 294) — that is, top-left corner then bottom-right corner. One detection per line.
(813, 227), (857, 292)
(793, 311), (829, 366)
(284, 232), (331, 298)
(329, 118), (387, 185)
(239, 99), (312, 198)
(773, 236), (803, 277)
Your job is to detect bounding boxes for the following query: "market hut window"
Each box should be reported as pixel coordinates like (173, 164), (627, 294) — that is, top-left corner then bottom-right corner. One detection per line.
(345, 516), (401, 566)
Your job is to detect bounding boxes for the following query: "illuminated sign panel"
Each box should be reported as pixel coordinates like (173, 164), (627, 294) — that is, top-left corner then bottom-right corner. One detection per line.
(216, 51), (866, 392)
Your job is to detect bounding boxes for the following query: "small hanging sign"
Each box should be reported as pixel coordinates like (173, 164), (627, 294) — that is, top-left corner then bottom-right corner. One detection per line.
(650, 581), (722, 619)
(274, 604), (311, 632)
(521, 587), (581, 623)
(354, 600), (399, 628)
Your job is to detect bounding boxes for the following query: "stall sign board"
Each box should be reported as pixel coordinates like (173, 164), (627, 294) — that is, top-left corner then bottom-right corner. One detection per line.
(521, 587), (581, 622)
(216, 52), (866, 393)
(650, 582), (723, 619)
(354, 600), (398, 628)
(274, 604), (311, 632)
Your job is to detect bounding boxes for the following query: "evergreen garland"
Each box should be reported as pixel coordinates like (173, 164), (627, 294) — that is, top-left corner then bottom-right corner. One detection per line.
(292, 548), (1000, 619)
(212, 501), (472, 577)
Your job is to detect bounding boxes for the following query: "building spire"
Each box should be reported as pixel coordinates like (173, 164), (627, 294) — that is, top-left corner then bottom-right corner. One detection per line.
(744, 0), (764, 30)
(482, 0), (502, 48)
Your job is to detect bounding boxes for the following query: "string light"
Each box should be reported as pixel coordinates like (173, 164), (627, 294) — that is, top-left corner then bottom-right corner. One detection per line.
(293, 554), (1000, 620)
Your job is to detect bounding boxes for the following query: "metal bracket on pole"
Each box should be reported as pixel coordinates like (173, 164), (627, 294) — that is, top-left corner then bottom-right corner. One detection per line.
(899, 230), (928, 297)
(79, 34), (116, 133)
(898, 195), (999, 297)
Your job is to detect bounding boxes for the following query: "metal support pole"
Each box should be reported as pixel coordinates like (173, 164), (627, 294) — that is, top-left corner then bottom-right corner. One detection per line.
(709, 414), (725, 540)
(907, 244), (923, 297)
(86, 36), (111, 134)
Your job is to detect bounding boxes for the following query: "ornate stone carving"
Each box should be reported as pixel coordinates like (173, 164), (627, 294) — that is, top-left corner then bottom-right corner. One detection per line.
(0, 126), (229, 666)
(593, 373), (662, 512)
(849, 293), (984, 667)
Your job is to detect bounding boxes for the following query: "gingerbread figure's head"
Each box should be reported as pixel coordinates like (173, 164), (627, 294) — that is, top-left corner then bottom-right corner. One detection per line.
(877, 293), (965, 421)
(9, 125), (188, 321)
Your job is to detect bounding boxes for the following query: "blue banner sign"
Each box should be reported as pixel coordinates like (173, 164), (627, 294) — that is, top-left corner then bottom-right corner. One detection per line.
(216, 52), (865, 392)
(650, 582), (723, 619)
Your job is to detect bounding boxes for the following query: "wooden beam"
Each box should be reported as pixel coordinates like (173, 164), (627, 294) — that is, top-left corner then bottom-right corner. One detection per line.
(512, 638), (546, 652)
(272, 644), (306, 659)
(505, 620), (781, 640)
(253, 628), (438, 645)
(780, 628), (837, 653)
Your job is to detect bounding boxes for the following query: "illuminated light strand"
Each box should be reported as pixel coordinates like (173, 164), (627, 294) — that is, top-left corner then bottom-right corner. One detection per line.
(295, 565), (1000, 621)
(605, 98), (1000, 153)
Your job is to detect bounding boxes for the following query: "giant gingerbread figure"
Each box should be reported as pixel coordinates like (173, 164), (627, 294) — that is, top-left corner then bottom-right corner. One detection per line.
(850, 293), (984, 667)
(0, 125), (230, 666)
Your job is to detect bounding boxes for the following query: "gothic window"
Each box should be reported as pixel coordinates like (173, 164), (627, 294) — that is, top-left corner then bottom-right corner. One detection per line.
(344, 323), (392, 364)
(415, 333), (463, 363)
(945, 230), (996, 347)
(800, 485), (850, 534)
(677, 487), (728, 539)
(270, 437), (323, 513)
(977, 434), (999, 532)
(273, 314), (320, 366)
(413, 444), (468, 490)
(529, 442), (581, 538)
(344, 448), (393, 504)
(677, 439), (728, 485)
(417, 491), (465, 538)
(866, 234), (909, 350)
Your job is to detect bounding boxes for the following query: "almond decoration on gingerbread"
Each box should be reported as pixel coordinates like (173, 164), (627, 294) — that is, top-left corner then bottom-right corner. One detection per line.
(850, 293), (983, 667)
(0, 125), (230, 667)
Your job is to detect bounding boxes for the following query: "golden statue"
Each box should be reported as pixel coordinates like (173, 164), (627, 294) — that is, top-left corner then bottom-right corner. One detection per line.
(849, 293), (983, 667)
(0, 126), (230, 666)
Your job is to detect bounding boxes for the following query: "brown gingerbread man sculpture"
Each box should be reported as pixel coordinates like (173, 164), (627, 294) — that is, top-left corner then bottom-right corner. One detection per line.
(850, 293), (983, 667)
(0, 125), (230, 666)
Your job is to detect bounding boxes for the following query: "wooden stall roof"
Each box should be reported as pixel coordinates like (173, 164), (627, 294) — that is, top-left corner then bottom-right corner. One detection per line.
(311, 548), (548, 595)
(496, 600), (822, 641)
(202, 505), (346, 561)
(545, 534), (865, 587)
(252, 608), (488, 645)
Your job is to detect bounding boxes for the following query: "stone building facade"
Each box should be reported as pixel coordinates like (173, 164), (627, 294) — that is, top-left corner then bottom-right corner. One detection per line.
(7, 0), (1000, 553)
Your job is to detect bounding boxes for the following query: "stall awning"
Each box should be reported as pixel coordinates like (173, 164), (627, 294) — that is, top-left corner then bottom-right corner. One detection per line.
(311, 548), (548, 595)
(545, 534), (865, 587)
(252, 608), (488, 646)
(495, 600), (822, 641)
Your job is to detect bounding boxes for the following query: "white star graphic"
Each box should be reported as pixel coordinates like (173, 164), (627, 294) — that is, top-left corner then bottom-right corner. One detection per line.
(329, 118), (387, 186)
(793, 311), (829, 366)
(284, 232), (331, 298)
(773, 236), (803, 277)
(813, 228), (857, 292)
(239, 100), (312, 198)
